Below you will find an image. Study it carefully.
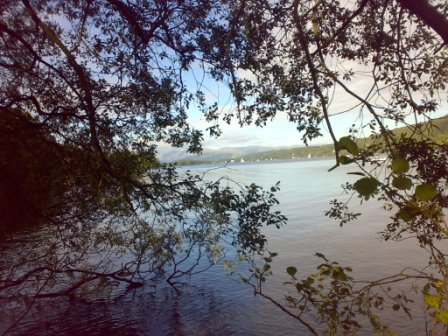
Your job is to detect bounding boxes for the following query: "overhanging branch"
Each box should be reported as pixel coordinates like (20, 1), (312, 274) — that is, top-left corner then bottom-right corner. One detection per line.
(396, 0), (448, 44)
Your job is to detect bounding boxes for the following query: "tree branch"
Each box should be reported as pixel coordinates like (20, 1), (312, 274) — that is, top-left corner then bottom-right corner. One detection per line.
(396, 0), (448, 44)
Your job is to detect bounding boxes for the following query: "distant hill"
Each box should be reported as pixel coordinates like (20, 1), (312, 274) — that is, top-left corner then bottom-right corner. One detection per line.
(355, 115), (448, 149)
(158, 145), (291, 163)
(388, 115), (448, 141)
(170, 116), (448, 166)
(172, 144), (334, 166)
(241, 145), (334, 161)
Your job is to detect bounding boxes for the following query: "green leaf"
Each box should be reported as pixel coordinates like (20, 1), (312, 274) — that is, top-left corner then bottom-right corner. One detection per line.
(336, 270), (348, 282)
(398, 203), (420, 222)
(438, 309), (448, 324)
(392, 304), (400, 311)
(315, 252), (328, 261)
(424, 294), (441, 309)
(398, 208), (414, 222)
(339, 155), (354, 165)
(392, 176), (412, 190)
(338, 136), (359, 155)
(391, 157), (410, 173)
(353, 177), (379, 198)
(415, 184), (437, 201)
(369, 315), (381, 329)
(304, 276), (315, 286)
(286, 266), (297, 277)
(347, 172), (365, 176)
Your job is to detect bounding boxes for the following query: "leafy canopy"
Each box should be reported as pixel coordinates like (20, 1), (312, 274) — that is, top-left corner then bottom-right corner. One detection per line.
(0, 0), (448, 334)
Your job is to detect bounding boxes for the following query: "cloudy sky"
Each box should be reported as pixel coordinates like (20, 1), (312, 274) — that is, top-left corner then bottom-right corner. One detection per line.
(183, 62), (368, 150)
(158, 58), (447, 158)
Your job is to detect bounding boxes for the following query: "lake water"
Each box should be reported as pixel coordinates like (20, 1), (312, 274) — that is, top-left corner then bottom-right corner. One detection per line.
(2, 159), (432, 335)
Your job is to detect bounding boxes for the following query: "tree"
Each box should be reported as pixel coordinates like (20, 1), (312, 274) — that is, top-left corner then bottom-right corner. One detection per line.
(0, 109), (64, 235)
(0, 0), (447, 334)
(0, 1), (287, 332)
(210, 0), (447, 334)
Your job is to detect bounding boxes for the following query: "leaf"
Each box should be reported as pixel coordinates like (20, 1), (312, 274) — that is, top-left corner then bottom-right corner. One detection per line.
(338, 136), (359, 155)
(304, 277), (315, 286)
(353, 177), (379, 198)
(392, 176), (412, 190)
(347, 172), (365, 176)
(336, 270), (348, 282)
(424, 294), (441, 309)
(339, 155), (354, 165)
(392, 304), (400, 311)
(369, 315), (381, 329)
(398, 208), (414, 222)
(391, 157), (410, 173)
(435, 280), (445, 288)
(315, 252), (328, 261)
(415, 184), (437, 201)
(398, 203), (421, 222)
(286, 266), (297, 277)
(438, 309), (448, 324)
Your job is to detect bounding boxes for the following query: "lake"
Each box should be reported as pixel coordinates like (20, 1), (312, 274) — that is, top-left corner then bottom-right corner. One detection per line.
(1, 159), (431, 335)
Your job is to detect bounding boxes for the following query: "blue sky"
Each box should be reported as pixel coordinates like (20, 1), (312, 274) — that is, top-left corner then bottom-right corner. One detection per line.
(151, 45), (448, 159)
(180, 63), (448, 152)
(181, 65), (361, 150)
(50, 4), (447, 155)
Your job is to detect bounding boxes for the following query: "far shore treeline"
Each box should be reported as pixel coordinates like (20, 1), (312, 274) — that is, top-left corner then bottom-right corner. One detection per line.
(173, 115), (448, 166)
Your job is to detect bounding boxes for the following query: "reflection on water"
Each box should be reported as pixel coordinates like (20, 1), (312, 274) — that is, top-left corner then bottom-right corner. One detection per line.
(2, 159), (431, 335)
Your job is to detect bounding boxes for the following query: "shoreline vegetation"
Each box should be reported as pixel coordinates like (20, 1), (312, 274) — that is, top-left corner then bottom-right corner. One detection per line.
(172, 115), (448, 166)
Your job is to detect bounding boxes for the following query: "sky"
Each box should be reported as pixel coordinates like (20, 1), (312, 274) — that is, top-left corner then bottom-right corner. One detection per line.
(180, 64), (357, 151)
(176, 61), (448, 155)
(52, 1), (446, 157)
(44, 0), (447, 159)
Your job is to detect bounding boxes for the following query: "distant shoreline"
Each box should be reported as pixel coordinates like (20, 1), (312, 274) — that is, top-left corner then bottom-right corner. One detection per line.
(174, 156), (335, 168)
